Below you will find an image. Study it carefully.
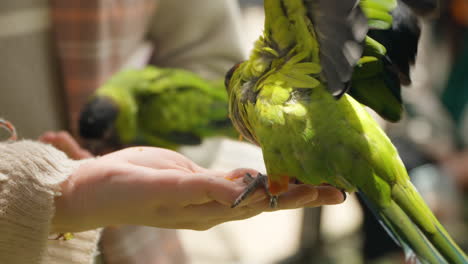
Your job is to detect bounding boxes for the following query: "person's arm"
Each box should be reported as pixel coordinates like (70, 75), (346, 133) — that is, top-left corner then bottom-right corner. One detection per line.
(148, 0), (247, 79)
(37, 131), (344, 234)
(0, 134), (342, 263)
(0, 140), (100, 264)
(51, 146), (344, 233)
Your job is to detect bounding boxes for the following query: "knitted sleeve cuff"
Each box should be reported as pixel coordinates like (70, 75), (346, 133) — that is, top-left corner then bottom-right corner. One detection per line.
(0, 140), (100, 264)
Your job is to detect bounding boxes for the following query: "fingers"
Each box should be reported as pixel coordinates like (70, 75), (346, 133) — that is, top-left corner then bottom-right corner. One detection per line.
(238, 185), (345, 212)
(188, 168), (344, 209)
(303, 186), (346, 207)
(183, 184), (344, 220)
(173, 185), (345, 230)
(276, 185), (345, 209)
(39, 131), (93, 159)
(143, 170), (345, 230)
(200, 168), (266, 206)
(176, 171), (268, 206)
(172, 200), (265, 230)
(224, 168), (262, 181)
(112, 147), (205, 173)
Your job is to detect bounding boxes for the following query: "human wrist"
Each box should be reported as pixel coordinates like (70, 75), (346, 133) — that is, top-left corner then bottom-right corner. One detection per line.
(51, 180), (73, 234)
(51, 159), (96, 234)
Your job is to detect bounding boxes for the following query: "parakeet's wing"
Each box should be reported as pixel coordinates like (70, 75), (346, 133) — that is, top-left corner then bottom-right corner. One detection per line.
(367, 1), (421, 85)
(348, 0), (420, 122)
(306, 0), (369, 96)
(349, 36), (404, 122)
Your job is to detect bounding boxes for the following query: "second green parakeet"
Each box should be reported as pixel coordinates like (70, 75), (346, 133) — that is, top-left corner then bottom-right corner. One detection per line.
(79, 66), (237, 150)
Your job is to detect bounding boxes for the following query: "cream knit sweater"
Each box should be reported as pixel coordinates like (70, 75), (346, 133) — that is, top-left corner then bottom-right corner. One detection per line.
(0, 140), (100, 264)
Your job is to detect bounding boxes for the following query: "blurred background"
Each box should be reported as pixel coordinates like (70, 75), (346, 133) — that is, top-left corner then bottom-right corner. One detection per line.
(0, 0), (467, 263)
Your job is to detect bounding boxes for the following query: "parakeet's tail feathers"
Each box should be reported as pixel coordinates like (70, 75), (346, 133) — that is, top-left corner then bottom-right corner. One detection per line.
(305, 0), (369, 96)
(350, 60), (404, 122)
(352, 1), (421, 122)
(368, 2), (421, 86)
(359, 184), (468, 264)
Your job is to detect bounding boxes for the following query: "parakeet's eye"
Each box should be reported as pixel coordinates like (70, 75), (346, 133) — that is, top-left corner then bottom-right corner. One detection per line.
(224, 62), (243, 91)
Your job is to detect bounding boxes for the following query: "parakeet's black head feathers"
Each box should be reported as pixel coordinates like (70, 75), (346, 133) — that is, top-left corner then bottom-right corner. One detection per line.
(79, 97), (119, 139)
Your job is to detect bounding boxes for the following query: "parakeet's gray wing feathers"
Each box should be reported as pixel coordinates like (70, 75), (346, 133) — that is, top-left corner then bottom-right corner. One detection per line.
(305, 0), (369, 97)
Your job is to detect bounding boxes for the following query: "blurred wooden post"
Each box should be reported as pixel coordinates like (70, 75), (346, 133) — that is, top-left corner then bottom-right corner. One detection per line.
(278, 207), (325, 264)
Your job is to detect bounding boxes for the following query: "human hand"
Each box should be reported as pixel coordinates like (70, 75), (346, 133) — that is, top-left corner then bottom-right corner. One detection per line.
(52, 146), (344, 233)
(39, 131), (93, 160)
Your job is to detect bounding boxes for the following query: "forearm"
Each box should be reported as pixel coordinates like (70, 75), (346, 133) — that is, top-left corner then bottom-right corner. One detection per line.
(0, 140), (100, 264)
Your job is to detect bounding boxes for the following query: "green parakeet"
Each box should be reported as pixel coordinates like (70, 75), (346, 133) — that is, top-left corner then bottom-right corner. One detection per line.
(79, 66), (237, 150)
(225, 0), (467, 263)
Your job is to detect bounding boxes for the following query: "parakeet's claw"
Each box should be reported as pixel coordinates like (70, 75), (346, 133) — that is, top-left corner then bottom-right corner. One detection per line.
(241, 172), (256, 184)
(231, 173), (273, 208)
(269, 195), (279, 208)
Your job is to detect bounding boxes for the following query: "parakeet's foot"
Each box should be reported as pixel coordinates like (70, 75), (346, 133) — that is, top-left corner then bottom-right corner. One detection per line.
(269, 195), (279, 208)
(231, 173), (278, 208)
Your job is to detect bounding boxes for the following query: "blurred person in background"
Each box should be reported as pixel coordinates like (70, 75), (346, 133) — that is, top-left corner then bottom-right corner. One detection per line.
(0, 0), (246, 138)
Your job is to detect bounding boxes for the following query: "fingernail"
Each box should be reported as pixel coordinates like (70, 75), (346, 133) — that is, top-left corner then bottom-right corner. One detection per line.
(341, 190), (347, 202)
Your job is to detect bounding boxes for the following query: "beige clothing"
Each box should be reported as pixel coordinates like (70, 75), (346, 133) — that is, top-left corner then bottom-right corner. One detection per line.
(0, 0), (246, 139)
(0, 140), (100, 263)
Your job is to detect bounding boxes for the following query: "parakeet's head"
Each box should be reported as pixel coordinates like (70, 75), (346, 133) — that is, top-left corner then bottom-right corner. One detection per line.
(79, 83), (138, 154)
(79, 97), (119, 141)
